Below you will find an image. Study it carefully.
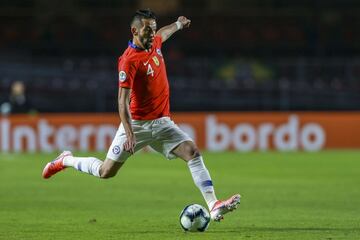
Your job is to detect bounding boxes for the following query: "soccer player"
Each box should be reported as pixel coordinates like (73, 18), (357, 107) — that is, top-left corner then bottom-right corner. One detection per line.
(42, 9), (240, 221)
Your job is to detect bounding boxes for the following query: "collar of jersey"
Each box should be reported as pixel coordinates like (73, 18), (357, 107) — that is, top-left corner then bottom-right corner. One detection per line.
(128, 40), (145, 51)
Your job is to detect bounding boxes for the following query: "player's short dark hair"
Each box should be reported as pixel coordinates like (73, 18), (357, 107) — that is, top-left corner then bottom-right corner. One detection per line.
(131, 9), (157, 27)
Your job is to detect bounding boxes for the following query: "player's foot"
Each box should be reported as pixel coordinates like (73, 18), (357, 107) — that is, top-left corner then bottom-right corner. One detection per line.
(42, 151), (72, 179)
(210, 194), (241, 222)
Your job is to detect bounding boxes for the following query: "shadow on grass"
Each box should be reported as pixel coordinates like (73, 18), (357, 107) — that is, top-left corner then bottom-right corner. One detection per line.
(209, 227), (360, 233)
(108, 227), (360, 235)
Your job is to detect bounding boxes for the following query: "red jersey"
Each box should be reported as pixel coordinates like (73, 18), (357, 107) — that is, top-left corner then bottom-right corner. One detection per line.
(118, 35), (170, 120)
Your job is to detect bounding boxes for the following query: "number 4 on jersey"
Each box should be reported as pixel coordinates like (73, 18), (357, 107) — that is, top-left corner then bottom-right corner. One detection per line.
(147, 64), (154, 77)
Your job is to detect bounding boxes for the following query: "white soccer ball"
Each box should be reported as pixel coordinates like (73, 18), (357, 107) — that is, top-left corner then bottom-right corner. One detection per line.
(179, 204), (210, 232)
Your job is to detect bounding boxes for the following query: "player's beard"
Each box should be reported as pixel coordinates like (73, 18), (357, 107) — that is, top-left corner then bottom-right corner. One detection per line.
(140, 36), (153, 50)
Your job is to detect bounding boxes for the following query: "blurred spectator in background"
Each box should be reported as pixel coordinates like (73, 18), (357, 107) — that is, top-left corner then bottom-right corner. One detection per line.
(0, 81), (35, 115)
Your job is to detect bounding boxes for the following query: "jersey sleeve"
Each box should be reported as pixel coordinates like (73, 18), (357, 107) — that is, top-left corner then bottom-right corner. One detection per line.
(118, 57), (138, 89)
(154, 35), (163, 49)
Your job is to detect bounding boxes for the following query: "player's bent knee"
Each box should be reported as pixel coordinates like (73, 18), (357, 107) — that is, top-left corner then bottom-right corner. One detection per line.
(99, 158), (124, 179)
(190, 148), (201, 159)
(173, 141), (201, 161)
(100, 169), (117, 179)
(99, 166), (117, 179)
(186, 143), (200, 157)
(183, 143), (201, 161)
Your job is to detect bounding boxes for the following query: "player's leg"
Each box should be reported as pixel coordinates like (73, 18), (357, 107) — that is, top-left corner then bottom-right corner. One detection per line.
(150, 118), (218, 208)
(42, 152), (127, 179)
(150, 117), (240, 221)
(171, 141), (219, 210)
(172, 141), (241, 221)
(42, 147), (128, 180)
(42, 122), (151, 179)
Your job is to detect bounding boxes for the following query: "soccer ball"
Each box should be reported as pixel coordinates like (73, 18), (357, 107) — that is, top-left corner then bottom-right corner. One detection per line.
(179, 204), (210, 232)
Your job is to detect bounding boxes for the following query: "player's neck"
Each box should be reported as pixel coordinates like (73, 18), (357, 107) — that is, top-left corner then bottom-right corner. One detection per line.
(132, 38), (146, 50)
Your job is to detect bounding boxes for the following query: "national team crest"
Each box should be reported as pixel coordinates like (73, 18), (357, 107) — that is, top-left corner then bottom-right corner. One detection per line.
(156, 48), (162, 56)
(119, 71), (126, 82)
(152, 56), (160, 66)
(112, 145), (121, 154)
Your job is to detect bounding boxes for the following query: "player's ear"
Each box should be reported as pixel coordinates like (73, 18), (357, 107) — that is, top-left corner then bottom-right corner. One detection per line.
(131, 26), (138, 36)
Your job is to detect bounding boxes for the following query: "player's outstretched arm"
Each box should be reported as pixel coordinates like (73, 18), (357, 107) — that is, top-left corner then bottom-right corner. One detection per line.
(118, 87), (136, 154)
(156, 16), (191, 43)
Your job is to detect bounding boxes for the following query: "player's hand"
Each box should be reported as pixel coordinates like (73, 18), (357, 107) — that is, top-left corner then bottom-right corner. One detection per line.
(177, 16), (191, 29)
(124, 134), (136, 154)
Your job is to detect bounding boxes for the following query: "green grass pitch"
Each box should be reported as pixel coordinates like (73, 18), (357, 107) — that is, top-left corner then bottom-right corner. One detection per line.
(0, 151), (359, 240)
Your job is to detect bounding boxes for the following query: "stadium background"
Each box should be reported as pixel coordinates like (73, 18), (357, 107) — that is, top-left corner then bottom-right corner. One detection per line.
(0, 1), (359, 240)
(1, 0), (360, 113)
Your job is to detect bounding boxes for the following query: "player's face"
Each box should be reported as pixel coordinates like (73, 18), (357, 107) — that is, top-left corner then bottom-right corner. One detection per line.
(138, 19), (157, 50)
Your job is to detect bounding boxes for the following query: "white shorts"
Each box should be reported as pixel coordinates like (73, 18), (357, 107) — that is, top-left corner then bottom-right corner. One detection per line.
(106, 117), (193, 162)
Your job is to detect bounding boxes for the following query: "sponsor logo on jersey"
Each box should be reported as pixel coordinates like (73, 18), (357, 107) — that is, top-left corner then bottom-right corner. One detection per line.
(112, 145), (121, 154)
(156, 48), (162, 56)
(152, 56), (160, 66)
(119, 71), (127, 82)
